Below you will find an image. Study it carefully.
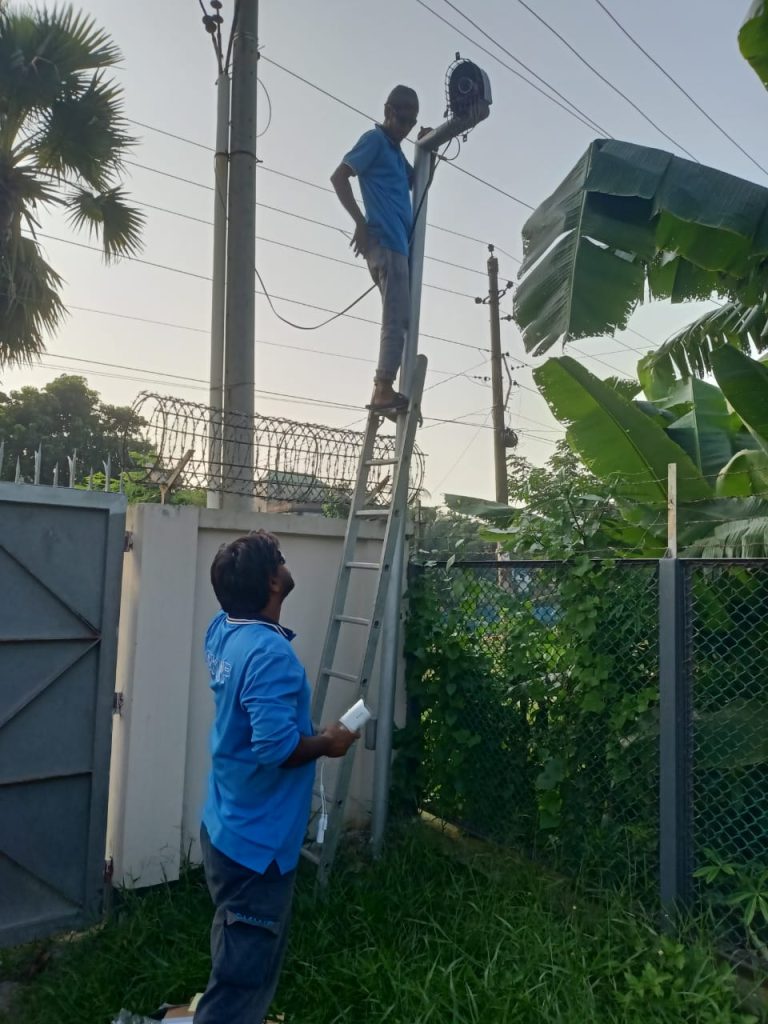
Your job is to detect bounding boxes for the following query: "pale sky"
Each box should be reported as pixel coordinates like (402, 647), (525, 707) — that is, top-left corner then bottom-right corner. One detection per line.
(5, 0), (767, 501)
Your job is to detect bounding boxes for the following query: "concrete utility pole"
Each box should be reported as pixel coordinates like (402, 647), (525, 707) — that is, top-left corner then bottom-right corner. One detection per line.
(487, 246), (508, 504)
(222, 0), (258, 498)
(207, 70), (231, 509)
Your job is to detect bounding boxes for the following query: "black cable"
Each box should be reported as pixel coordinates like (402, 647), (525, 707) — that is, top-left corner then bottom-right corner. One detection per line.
(251, 137), (450, 331)
(592, 0), (768, 179)
(257, 77), (273, 138)
(35, 233), (486, 352)
(511, 0), (699, 161)
(130, 198), (480, 298)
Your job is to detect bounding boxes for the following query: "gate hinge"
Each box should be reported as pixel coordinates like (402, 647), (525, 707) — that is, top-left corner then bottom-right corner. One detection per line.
(124, 530), (134, 552)
(112, 691), (125, 716)
(103, 857), (114, 883)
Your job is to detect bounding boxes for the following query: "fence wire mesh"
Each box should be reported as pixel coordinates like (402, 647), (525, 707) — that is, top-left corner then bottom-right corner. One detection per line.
(688, 561), (768, 953)
(403, 561), (659, 891)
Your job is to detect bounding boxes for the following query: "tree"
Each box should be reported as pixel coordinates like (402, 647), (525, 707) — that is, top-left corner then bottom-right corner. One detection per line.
(0, 374), (149, 482)
(0, 4), (143, 367)
(445, 443), (627, 559)
(512, 4), (768, 384)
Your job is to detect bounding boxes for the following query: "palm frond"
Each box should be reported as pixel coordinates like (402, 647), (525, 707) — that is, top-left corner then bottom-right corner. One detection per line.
(35, 72), (136, 188)
(0, 235), (65, 366)
(64, 186), (144, 260)
(0, 6), (122, 120)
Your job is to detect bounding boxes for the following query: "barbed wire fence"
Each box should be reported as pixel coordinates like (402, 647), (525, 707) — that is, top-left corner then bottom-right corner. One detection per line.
(1, 394), (425, 507)
(129, 392), (425, 505)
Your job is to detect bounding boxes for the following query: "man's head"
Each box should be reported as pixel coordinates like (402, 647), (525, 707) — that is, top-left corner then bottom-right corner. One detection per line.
(383, 85), (419, 142)
(210, 530), (294, 618)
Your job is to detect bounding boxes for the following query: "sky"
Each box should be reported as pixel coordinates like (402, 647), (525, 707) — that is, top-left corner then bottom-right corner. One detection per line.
(5, 0), (768, 502)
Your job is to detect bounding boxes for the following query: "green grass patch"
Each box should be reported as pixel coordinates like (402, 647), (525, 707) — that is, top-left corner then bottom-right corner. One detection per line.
(3, 823), (764, 1024)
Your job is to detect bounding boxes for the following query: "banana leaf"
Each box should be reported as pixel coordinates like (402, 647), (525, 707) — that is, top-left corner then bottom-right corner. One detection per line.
(740, 0), (768, 89)
(641, 299), (768, 382)
(711, 346), (768, 454)
(716, 449), (768, 497)
(533, 356), (712, 503)
(515, 139), (768, 355)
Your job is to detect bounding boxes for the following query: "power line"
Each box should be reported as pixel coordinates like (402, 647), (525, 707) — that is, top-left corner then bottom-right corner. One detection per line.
(131, 197), (480, 299)
(125, 130), (522, 263)
(35, 233), (488, 353)
(33, 353), (548, 435)
(63, 305), (469, 379)
(259, 55), (535, 209)
(510, 0), (699, 161)
(591, 0), (768, 180)
(415, 0), (611, 137)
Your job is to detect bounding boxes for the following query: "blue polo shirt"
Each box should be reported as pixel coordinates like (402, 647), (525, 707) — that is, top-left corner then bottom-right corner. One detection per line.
(201, 611), (315, 874)
(343, 124), (414, 256)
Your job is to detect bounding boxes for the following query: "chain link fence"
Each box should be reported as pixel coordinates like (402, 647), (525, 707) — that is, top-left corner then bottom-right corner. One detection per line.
(687, 561), (768, 954)
(402, 558), (768, 937)
(402, 560), (660, 892)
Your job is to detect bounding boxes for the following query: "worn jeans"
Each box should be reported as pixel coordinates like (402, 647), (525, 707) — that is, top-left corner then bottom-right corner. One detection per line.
(366, 239), (410, 384)
(194, 824), (296, 1024)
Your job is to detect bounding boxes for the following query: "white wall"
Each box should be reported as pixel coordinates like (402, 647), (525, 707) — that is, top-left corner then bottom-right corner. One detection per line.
(106, 503), (402, 887)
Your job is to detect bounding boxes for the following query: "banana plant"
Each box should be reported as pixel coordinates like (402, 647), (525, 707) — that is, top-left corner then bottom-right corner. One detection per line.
(532, 353), (768, 556)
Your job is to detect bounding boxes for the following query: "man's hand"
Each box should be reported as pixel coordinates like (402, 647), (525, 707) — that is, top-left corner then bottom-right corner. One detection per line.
(417, 126), (433, 141)
(321, 721), (360, 758)
(350, 222), (370, 259)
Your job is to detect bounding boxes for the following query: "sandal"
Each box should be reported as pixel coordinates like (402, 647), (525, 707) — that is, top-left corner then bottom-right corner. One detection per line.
(366, 391), (410, 422)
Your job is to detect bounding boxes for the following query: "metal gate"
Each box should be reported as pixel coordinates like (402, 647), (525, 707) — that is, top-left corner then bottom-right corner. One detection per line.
(0, 483), (126, 946)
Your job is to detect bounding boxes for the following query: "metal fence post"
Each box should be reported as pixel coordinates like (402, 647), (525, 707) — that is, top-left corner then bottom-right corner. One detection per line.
(658, 557), (693, 922)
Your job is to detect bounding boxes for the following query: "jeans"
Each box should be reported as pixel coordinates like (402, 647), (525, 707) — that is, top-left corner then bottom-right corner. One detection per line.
(194, 825), (296, 1024)
(366, 239), (410, 384)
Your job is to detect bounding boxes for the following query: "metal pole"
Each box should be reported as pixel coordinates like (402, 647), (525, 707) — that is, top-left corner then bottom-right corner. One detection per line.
(372, 142), (433, 857)
(222, 0), (258, 501)
(487, 246), (508, 504)
(667, 462), (678, 558)
(208, 71), (231, 510)
(659, 556), (692, 924)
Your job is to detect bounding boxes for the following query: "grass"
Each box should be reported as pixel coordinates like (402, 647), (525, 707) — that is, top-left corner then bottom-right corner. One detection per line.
(1, 822), (764, 1024)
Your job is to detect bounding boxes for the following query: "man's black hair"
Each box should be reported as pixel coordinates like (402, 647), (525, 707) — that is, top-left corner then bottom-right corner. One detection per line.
(386, 84), (418, 107)
(210, 530), (282, 617)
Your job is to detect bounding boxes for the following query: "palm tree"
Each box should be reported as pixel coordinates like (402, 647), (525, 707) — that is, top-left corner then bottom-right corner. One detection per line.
(0, 4), (143, 368)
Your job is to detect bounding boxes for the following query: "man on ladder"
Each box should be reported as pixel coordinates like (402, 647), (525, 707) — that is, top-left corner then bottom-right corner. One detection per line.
(331, 85), (431, 419)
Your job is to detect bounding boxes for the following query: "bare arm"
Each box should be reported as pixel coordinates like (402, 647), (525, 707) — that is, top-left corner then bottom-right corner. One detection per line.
(330, 163), (369, 257)
(281, 722), (359, 768)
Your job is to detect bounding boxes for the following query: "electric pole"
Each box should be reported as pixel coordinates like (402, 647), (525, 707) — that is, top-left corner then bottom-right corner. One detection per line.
(222, 0), (258, 498)
(487, 245), (508, 504)
(207, 69), (230, 508)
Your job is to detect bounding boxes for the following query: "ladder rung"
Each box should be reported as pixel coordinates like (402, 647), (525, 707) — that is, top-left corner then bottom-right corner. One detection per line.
(355, 508), (389, 518)
(346, 561), (381, 570)
(365, 458), (398, 467)
(321, 667), (359, 683)
(300, 847), (321, 866)
(335, 615), (371, 626)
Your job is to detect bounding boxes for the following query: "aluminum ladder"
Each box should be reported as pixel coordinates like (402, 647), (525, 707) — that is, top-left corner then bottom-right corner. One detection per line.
(302, 354), (427, 885)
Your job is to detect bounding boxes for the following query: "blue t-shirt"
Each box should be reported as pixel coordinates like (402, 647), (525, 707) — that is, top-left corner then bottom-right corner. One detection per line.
(343, 125), (414, 256)
(202, 611), (315, 873)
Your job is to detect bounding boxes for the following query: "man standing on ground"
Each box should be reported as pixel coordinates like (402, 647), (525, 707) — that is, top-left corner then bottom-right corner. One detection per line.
(331, 85), (430, 420)
(195, 530), (359, 1023)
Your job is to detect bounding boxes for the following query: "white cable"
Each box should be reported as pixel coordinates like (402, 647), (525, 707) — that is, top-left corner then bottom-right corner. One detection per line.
(317, 759), (328, 844)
